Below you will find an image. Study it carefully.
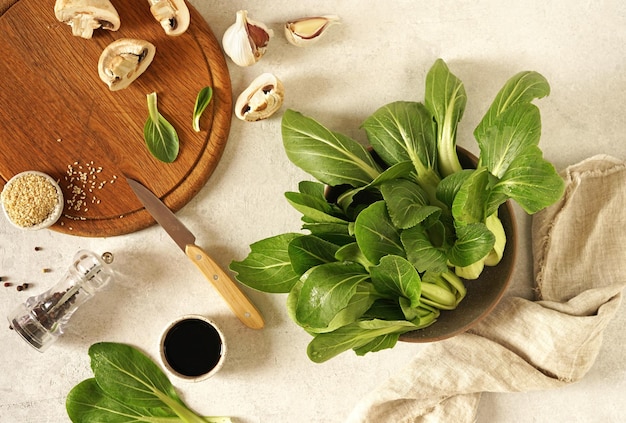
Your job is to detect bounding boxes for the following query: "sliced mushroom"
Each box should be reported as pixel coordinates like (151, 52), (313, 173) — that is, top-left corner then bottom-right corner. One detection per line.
(54, 0), (120, 39)
(147, 0), (190, 36)
(235, 73), (284, 122)
(98, 39), (156, 91)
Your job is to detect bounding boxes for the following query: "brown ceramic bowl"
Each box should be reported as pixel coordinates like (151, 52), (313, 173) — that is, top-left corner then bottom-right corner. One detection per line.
(399, 146), (517, 342)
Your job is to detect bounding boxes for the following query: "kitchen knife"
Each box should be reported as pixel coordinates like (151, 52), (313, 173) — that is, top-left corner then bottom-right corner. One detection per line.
(126, 177), (264, 330)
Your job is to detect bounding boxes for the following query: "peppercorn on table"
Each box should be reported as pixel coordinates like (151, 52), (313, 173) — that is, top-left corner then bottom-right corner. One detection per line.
(1, 1), (625, 422)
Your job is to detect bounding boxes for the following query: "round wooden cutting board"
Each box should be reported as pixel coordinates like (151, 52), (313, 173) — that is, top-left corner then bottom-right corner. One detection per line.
(0, 0), (232, 237)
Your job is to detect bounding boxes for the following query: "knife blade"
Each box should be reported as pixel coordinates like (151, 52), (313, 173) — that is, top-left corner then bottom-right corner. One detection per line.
(126, 178), (264, 330)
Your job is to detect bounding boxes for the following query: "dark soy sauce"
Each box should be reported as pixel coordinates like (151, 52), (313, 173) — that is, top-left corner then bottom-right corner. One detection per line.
(163, 318), (223, 377)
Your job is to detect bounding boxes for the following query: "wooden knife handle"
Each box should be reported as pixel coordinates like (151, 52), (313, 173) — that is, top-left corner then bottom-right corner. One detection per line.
(185, 244), (265, 329)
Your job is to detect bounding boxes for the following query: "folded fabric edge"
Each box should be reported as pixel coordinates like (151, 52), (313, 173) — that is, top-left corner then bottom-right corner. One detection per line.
(532, 154), (626, 300)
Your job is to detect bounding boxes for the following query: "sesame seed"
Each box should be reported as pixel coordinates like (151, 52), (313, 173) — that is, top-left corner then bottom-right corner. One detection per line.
(1, 174), (60, 227)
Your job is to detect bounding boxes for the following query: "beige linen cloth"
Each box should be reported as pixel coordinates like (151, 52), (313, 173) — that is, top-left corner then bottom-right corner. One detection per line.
(347, 155), (626, 423)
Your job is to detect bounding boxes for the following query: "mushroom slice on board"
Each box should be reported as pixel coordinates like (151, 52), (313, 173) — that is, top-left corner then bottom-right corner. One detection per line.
(98, 39), (156, 91)
(54, 0), (120, 39)
(235, 73), (284, 121)
(147, 0), (190, 36)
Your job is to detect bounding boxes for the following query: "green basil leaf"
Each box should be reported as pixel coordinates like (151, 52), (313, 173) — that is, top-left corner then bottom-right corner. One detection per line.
(230, 233), (302, 293)
(282, 109), (382, 187)
(144, 92), (179, 163)
(192, 86), (213, 132)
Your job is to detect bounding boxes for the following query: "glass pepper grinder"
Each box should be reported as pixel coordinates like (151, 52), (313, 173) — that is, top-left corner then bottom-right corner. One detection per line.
(8, 250), (115, 352)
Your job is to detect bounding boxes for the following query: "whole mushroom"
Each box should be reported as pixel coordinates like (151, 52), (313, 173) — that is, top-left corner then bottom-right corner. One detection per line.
(54, 0), (120, 39)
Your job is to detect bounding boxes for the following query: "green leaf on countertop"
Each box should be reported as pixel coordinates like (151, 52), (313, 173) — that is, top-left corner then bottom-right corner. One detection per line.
(66, 342), (232, 423)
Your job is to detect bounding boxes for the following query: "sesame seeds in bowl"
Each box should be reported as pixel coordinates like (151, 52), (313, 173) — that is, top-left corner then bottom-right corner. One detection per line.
(1, 171), (64, 230)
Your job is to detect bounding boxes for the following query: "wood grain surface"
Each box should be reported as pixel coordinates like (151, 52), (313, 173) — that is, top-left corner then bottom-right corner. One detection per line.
(0, 0), (232, 237)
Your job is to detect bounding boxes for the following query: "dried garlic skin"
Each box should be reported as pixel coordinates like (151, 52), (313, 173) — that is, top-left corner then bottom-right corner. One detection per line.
(98, 39), (156, 91)
(284, 15), (340, 47)
(147, 0), (190, 36)
(223, 10), (273, 67)
(235, 73), (284, 121)
(54, 0), (120, 39)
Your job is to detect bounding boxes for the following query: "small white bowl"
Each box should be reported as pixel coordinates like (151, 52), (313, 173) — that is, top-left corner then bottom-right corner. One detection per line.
(1, 171), (64, 230)
(159, 314), (227, 382)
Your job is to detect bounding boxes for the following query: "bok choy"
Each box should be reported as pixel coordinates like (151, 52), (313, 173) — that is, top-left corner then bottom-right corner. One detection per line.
(230, 59), (565, 362)
(66, 342), (231, 423)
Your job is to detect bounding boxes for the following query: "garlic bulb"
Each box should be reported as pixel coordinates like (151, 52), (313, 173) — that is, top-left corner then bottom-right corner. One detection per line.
(284, 15), (340, 47)
(235, 73), (284, 121)
(222, 10), (273, 67)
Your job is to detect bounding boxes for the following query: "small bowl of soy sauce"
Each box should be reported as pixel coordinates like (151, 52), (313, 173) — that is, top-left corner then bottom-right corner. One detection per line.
(160, 315), (227, 382)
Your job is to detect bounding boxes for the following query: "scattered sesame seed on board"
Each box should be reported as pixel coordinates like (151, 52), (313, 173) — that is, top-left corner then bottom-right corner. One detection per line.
(63, 160), (111, 213)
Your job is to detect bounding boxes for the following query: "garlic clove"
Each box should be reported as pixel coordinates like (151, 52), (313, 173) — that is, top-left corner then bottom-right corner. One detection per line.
(222, 10), (273, 67)
(235, 73), (284, 121)
(284, 15), (340, 47)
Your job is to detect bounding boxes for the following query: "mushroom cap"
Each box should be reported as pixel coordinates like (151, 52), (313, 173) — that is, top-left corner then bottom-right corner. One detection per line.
(54, 0), (121, 32)
(97, 38), (156, 91)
